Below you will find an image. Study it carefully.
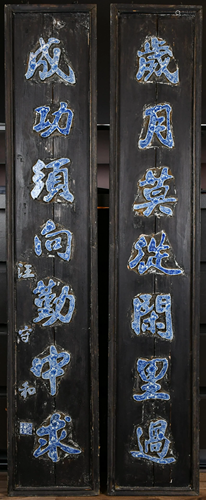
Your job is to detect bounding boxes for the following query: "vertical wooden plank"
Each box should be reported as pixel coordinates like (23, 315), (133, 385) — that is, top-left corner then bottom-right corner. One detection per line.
(108, 4), (202, 495)
(5, 4), (98, 495)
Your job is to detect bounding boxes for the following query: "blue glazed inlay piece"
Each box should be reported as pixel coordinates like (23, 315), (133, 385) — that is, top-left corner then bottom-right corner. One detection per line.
(34, 219), (72, 261)
(136, 36), (179, 84)
(128, 230), (183, 275)
(132, 293), (173, 340)
(133, 358), (169, 401)
(33, 102), (73, 137)
(20, 422), (33, 435)
(18, 326), (32, 343)
(18, 263), (35, 279)
(139, 104), (174, 149)
(33, 279), (75, 327)
(31, 158), (74, 203)
(33, 412), (81, 462)
(133, 167), (177, 217)
(25, 37), (76, 84)
(130, 419), (175, 464)
(30, 345), (70, 396)
(18, 381), (36, 399)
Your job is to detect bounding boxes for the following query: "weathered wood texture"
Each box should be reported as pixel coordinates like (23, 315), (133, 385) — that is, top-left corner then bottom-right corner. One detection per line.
(5, 4), (98, 495)
(108, 4), (202, 495)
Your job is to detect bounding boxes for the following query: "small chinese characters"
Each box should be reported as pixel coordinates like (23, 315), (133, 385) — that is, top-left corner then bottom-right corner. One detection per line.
(34, 219), (72, 261)
(133, 358), (169, 401)
(18, 326), (32, 343)
(33, 279), (75, 327)
(20, 422), (33, 435)
(132, 293), (173, 340)
(25, 37), (76, 84)
(18, 263), (35, 279)
(138, 104), (174, 149)
(133, 167), (177, 217)
(30, 345), (70, 396)
(136, 36), (179, 85)
(33, 102), (73, 138)
(31, 158), (74, 203)
(33, 412), (81, 462)
(128, 230), (183, 276)
(130, 419), (175, 464)
(18, 381), (36, 400)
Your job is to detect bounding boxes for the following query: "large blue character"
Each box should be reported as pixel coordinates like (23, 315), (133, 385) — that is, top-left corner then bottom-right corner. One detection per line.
(30, 345), (70, 396)
(139, 104), (174, 149)
(25, 37), (76, 84)
(31, 158), (74, 203)
(136, 36), (179, 84)
(33, 279), (75, 327)
(133, 358), (169, 401)
(34, 413), (81, 462)
(34, 219), (72, 262)
(132, 293), (173, 340)
(133, 167), (177, 217)
(130, 419), (175, 464)
(33, 102), (73, 137)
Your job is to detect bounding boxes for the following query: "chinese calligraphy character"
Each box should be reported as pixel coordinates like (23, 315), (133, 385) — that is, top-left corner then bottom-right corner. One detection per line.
(18, 263), (35, 279)
(33, 279), (75, 327)
(130, 419), (175, 464)
(18, 381), (36, 400)
(34, 219), (72, 262)
(133, 167), (177, 217)
(33, 412), (81, 462)
(30, 345), (70, 396)
(138, 104), (174, 149)
(33, 102), (73, 138)
(128, 230), (183, 275)
(133, 358), (169, 401)
(136, 36), (179, 84)
(20, 422), (33, 435)
(25, 37), (76, 84)
(18, 326), (32, 343)
(132, 293), (173, 340)
(31, 158), (74, 203)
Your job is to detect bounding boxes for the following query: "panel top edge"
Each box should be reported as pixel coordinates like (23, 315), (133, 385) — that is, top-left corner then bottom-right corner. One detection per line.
(110, 3), (202, 13)
(4, 4), (97, 13)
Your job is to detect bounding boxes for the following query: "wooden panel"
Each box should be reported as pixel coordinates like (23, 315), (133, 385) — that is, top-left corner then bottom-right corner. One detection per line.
(5, 4), (98, 495)
(108, 5), (202, 495)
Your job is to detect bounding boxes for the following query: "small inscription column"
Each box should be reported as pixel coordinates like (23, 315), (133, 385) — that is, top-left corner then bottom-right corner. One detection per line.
(108, 5), (202, 494)
(5, 4), (98, 495)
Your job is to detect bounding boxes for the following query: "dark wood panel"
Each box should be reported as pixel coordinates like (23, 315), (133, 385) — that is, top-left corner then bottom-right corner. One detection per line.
(108, 4), (201, 495)
(5, 4), (98, 495)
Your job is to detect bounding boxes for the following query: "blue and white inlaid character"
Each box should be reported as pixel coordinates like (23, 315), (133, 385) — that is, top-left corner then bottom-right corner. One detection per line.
(133, 167), (177, 217)
(20, 422), (33, 435)
(25, 37), (76, 84)
(33, 412), (81, 462)
(133, 358), (170, 401)
(130, 419), (175, 464)
(33, 279), (75, 327)
(136, 36), (179, 84)
(30, 345), (70, 396)
(132, 294), (173, 340)
(33, 102), (73, 138)
(18, 326), (32, 343)
(18, 381), (36, 400)
(31, 158), (74, 203)
(138, 104), (174, 149)
(128, 230), (183, 276)
(18, 263), (35, 279)
(34, 219), (72, 262)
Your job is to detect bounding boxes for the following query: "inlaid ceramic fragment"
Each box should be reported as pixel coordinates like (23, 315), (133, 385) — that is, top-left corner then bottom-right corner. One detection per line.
(133, 357), (170, 401)
(33, 102), (73, 137)
(133, 166), (177, 217)
(128, 230), (183, 275)
(33, 278), (75, 327)
(30, 158), (74, 203)
(34, 219), (72, 261)
(138, 104), (174, 149)
(25, 37), (76, 84)
(132, 293), (173, 340)
(130, 419), (176, 464)
(33, 412), (81, 463)
(30, 344), (70, 396)
(136, 36), (179, 84)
